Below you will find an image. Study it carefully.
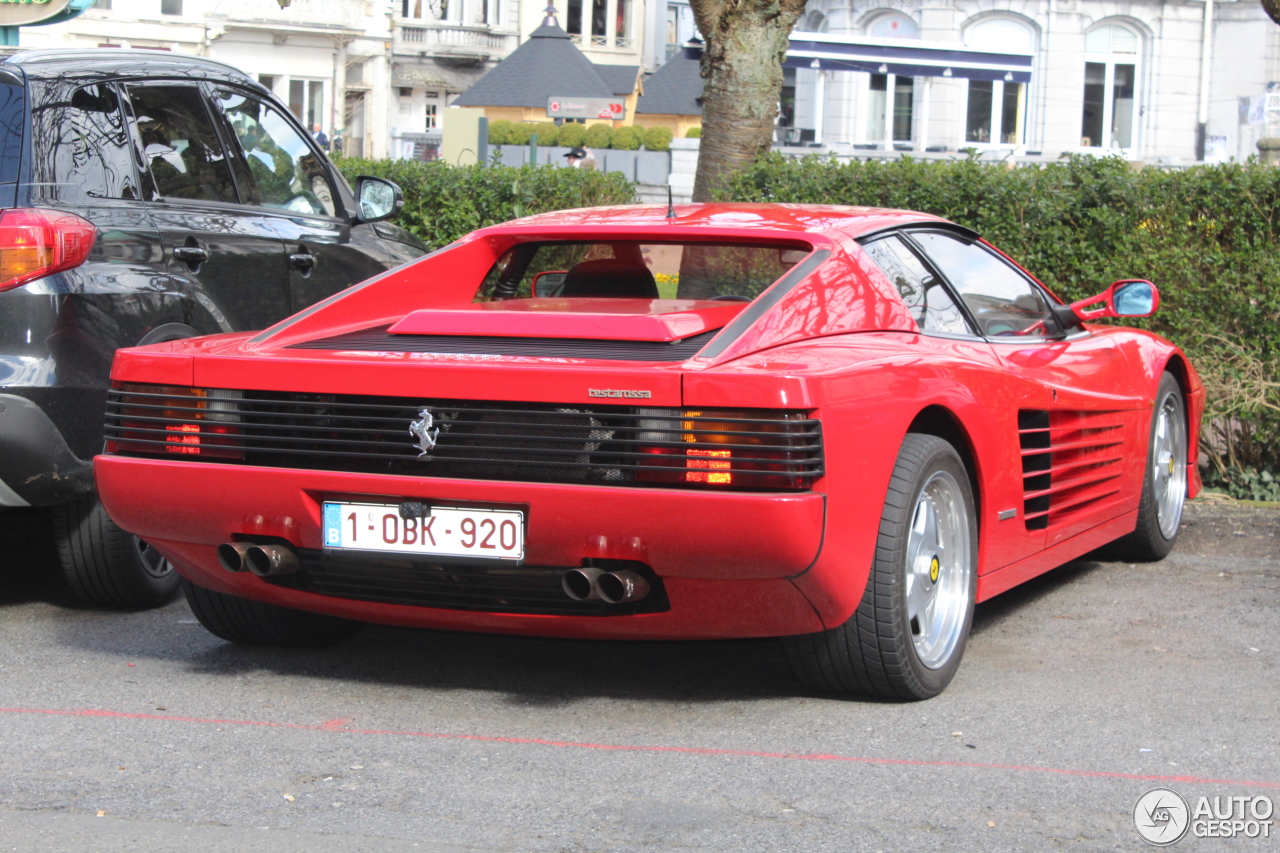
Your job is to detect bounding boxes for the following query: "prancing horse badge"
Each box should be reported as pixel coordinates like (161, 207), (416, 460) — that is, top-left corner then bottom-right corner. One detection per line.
(410, 408), (440, 457)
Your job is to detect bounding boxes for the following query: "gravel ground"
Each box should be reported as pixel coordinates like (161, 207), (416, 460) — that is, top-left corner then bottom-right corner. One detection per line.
(0, 499), (1275, 852)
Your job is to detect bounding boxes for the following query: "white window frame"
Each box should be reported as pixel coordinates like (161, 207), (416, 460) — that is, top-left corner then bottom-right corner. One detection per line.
(960, 79), (1026, 150)
(1081, 23), (1141, 155)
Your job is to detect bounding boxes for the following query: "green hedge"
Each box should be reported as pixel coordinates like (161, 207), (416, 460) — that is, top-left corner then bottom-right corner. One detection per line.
(334, 156), (635, 251)
(721, 153), (1280, 481)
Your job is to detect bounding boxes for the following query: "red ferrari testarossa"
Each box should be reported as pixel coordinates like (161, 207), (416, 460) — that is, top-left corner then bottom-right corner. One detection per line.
(95, 203), (1203, 699)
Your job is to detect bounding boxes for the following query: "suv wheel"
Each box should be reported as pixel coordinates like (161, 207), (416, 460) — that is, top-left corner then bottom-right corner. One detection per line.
(51, 496), (180, 609)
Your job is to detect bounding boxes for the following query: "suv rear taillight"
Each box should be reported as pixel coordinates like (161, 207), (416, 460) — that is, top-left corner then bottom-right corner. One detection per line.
(0, 208), (97, 293)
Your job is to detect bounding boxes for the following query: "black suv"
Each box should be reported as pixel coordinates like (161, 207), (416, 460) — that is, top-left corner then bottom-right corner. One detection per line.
(0, 50), (426, 608)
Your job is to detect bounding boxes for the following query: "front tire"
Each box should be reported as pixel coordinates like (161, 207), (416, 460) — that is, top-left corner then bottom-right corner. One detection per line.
(181, 579), (360, 647)
(51, 496), (180, 610)
(783, 434), (977, 700)
(1109, 372), (1187, 561)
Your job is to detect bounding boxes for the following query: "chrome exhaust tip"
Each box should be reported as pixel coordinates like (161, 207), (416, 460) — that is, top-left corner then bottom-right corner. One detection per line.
(217, 542), (252, 573)
(562, 567), (604, 601)
(245, 544), (301, 577)
(597, 570), (650, 605)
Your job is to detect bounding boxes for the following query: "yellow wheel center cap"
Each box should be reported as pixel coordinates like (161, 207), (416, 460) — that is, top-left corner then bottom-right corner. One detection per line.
(929, 557), (940, 584)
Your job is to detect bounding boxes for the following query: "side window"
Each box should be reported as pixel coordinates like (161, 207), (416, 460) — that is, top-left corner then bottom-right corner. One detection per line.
(33, 83), (138, 200)
(125, 84), (237, 203)
(214, 91), (338, 217)
(910, 231), (1059, 338)
(863, 235), (973, 335)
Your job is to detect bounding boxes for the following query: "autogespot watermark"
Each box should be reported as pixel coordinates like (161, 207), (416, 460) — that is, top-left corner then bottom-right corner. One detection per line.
(1134, 788), (1275, 846)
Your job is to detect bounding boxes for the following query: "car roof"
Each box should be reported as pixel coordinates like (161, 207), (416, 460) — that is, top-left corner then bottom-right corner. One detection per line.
(4, 49), (259, 87)
(486, 203), (976, 242)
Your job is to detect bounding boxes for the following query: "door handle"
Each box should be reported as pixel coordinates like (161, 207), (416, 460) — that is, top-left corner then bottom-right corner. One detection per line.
(173, 246), (209, 263)
(289, 252), (317, 271)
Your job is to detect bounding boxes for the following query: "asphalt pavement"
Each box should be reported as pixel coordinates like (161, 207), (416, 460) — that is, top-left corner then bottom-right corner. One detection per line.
(0, 499), (1275, 852)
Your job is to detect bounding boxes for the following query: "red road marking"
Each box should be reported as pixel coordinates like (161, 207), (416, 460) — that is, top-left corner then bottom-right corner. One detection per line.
(2, 705), (1276, 789)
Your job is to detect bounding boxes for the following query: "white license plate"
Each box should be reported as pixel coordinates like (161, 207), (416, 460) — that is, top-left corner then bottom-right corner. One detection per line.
(322, 502), (524, 561)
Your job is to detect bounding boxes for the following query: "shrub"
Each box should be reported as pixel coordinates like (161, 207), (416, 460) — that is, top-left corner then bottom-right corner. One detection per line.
(722, 152), (1280, 473)
(506, 122), (535, 145)
(612, 126), (643, 151)
(487, 119), (514, 145)
(557, 121), (587, 149)
(583, 123), (614, 149)
(334, 157), (635, 250)
(531, 122), (559, 147)
(642, 125), (673, 151)
(685, 126), (701, 139)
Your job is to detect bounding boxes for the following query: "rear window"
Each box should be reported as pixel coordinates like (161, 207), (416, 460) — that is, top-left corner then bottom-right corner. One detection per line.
(479, 241), (812, 302)
(0, 80), (22, 184)
(30, 82), (138, 200)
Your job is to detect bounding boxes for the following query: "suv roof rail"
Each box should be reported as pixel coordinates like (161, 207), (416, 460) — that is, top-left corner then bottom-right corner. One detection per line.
(3, 48), (252, 79)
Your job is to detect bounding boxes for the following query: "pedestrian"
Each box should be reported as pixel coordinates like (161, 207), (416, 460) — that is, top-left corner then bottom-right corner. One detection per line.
(563, 146), (596, 170)
(312, 122), (329, 151)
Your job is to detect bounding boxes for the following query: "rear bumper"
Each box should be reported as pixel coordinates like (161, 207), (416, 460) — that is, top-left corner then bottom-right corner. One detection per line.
(94, 456), (829, 639)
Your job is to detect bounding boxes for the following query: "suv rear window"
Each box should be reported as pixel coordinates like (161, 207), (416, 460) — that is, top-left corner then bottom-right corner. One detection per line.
(30, 82), (138, 200)
(0, 79), (22, 184)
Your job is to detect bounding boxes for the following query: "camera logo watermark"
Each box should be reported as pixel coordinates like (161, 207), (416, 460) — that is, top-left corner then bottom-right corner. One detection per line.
(1134, 788), (1275, 846)
(1135, 789), (1191, 846)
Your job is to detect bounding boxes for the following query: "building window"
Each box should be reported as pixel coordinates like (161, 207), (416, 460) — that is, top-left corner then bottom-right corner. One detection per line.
(962, 18), (1033, 147)
(566, 0), (582, 34)
(591, 0), (606, 39)
(425, 103), (438, 130)
(287, 80), (326, 132)
(965, 80), (1024, 144)
(160, 0), (181, 15)
(1081, 24), (1139, 150)
(867, 74), (913, 143)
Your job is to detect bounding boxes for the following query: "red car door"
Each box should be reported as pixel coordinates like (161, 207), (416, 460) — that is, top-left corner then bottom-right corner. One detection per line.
(906, 231), (1147, 550)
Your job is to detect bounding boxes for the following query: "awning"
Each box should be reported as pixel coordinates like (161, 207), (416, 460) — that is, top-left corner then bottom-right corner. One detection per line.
(683, 33), (1033, 84)
(392, 62), (488, 93)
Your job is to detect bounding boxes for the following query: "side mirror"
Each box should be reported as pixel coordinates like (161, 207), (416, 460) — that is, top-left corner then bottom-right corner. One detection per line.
(1065, 279), (1160, 324)
(532, 270), (567, 297)
(352, 176), (404, 224)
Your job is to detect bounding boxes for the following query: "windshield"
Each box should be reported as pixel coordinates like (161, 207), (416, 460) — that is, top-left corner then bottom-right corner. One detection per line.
(478, 241), (812, 302)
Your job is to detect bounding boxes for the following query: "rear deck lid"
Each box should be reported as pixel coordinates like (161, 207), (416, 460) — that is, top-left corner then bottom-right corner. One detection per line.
(386, 298), (746, 343)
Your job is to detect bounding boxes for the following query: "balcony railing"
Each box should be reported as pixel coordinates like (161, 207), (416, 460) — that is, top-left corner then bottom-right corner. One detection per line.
(568, 33), (635, 51)
(396, 22), (518, 57)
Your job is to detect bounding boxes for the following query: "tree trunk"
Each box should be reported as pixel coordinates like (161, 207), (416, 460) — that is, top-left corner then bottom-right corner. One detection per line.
(689, 0), (808, 202)
(1264, 0), (1280, 24)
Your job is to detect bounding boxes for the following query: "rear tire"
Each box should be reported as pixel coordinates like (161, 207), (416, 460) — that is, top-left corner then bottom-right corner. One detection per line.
(783, 434), (977, 700)
(181, 578), (360, 647)
(1108, 372), (1187, 562)
(51, 495), (180, 610)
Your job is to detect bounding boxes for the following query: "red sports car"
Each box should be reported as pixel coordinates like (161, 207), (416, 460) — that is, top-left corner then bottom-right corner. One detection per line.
(95, 204), (1203, 700)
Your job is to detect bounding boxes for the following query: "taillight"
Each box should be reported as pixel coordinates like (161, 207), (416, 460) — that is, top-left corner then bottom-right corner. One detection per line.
(633, 408), (819, 489)
(106, 384), (244, 459)
(0, 208), (97, 293)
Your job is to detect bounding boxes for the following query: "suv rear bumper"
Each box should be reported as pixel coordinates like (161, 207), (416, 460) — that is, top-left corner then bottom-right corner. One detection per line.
(0, 393), (95, 506)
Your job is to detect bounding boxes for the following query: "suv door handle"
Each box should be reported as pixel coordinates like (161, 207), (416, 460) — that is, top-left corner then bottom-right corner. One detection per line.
(289, 252), (317, 270)
(173, 246), (209, 263)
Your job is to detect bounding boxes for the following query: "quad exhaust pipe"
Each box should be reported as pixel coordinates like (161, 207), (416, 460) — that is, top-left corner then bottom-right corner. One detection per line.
(561, 567), (650, 604)
(218, 542), (301, 577)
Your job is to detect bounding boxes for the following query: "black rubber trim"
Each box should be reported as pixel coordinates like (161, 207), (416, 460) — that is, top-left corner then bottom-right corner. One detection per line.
(697, 249), (831, 360)
(854, 220), (980, 246)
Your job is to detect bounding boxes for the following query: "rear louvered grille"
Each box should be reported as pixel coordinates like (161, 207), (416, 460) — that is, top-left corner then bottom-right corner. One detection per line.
(1018, 409), (1127, 530)
(262, 553), (668, 616)
(105, 388), (824, 490)
(288, 325), (720, 362)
